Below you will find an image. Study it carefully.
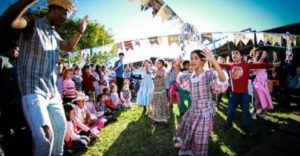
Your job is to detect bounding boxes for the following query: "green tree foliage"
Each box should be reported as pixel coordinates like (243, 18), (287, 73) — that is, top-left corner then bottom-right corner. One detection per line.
(31, 7), (116, 65)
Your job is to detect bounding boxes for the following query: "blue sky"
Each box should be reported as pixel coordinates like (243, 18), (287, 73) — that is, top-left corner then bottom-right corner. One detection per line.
(1, 0), (300, 41)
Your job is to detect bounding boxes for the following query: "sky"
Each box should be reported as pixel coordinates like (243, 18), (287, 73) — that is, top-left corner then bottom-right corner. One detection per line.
(1, 0), (300, 42)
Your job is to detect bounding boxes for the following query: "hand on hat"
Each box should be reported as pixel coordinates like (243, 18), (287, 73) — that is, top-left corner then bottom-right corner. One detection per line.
(79, 15), (89, 34)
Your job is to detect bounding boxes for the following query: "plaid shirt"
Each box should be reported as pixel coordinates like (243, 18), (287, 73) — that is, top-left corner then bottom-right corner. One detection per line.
(179, 69), (228, 103)
(17, 17), (62, 98)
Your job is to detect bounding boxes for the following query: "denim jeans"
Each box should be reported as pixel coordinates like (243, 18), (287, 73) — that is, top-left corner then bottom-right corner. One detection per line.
(226, 92), (252, 131)
(22, 93), (67, 156)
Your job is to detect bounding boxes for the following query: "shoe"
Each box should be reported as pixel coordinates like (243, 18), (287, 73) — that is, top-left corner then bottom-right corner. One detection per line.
(257, 108), (263, 114)
(252, 113), (257, 120)
(258, 113), (269, 120)
(249, 108), (255, 114)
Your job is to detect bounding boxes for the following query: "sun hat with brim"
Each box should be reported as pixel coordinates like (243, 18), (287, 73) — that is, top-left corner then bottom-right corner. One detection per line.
(72, 92), (88, 103)
(48, 0), (75, 11)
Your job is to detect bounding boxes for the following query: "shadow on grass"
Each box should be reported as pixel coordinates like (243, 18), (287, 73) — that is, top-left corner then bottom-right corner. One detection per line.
(209, 99), (297, 156)
(74, 99), (298, 156)
(102, 105), (178, 156)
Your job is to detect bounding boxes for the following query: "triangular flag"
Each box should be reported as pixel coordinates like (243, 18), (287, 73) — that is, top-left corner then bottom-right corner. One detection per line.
(124, 41), (134, 51)
(141, 0), (151, 11)
(155, 5), (177, 22)
(134, 40), (140, 47)
(201, 33), (213, 44)
(115, 42), (124, 51)
(168, 35), (180, 46)
(151, 0), (165, 17)
(272, 33), (282, 46)
(149, 37), (159, 45)
(264, 33), (273, 46)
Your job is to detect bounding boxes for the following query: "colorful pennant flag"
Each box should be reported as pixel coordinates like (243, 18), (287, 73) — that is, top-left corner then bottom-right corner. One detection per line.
(272, 33), (282, 46)
(124, 41), (134, 51)
(201, 33), (213, 44)
(115, 42), (124, 51)
(168, 35), (180, 45)
(149, 37), (159, 45)
(141, 0), (151, 11)
(155, 5), (177, 22)
(264, 33), (274, 45)
(151, 0), (165, 17)
(134, 40), (140, 47)
(255, 32), (264, 46)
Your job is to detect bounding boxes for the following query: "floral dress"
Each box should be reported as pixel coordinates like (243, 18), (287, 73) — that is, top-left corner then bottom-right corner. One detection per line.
(148, 69), (169, 122)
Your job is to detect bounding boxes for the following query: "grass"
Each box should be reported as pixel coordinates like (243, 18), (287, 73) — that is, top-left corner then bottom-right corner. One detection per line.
(77, 98), (294, 156)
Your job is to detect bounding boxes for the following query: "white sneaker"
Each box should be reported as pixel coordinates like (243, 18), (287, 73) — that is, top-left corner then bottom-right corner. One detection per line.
(250, 108), (255, 114)
(258, 113), (269, 120)
(252, 113), (257, 120)
(257, 108), (263, 114)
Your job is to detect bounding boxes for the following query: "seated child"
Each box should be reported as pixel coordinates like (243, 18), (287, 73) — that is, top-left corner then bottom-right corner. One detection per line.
(102, 87), (115, 110)
(96, 94), (117, 123)
(72, 92), (103, 131)
(120, 79), (132, 108)
(110, 84), (125, 110)
(64, 103), (98, 151)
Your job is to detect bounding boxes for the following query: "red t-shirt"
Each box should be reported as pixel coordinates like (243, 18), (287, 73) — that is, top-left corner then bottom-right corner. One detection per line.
(220, 62), (273, 93)
(82, 74), (96, 93)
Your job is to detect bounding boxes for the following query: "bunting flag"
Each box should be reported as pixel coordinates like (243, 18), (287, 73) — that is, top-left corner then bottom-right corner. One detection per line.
(297, 35), (300, 46)
(81, 49), (90, 61)
(264, 33), (274, 45)
(115, 42), (124, 51)
(234, 33), (245, 45)
(201, 33), (213, 44)
(141, 0), (151, 11)
(234, 33), (252, 45)
(289, 35), (297, 47)
(244, 33), (255, 45)
(151, 0), (165, 17)
(124, 40), (134, 51)
(155, 5), (177, 22)
(158, 36), (164, 45)
(168, 35), (180, 45)
(69, 51), (77, 58)
(256, 32), (265, 46)
(134, 40), (140, 47)
(91, 46), (101, 55)
(149, 37), (159, 45)
(272, 33), (282, 46)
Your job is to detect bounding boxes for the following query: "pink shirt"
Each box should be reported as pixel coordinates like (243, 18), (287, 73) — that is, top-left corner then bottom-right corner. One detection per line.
(65, 117), (90, 142)
(63, 79), (76, 98)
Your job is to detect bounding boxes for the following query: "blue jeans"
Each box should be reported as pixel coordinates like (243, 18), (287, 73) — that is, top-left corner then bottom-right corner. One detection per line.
(22, 93), (67, 156)
(226, 92), (252, 131)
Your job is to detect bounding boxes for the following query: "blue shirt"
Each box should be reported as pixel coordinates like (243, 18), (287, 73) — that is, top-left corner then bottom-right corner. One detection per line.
(114, 60), (124, 78)
(18, 17), (62, 98)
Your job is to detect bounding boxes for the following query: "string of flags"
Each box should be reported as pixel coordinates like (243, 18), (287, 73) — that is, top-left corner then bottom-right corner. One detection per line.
(67, 0), (300, 65)
(69, 32), (300, 59)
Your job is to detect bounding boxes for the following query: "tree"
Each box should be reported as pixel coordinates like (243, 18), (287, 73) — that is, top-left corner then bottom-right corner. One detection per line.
(31, 6), (116, 65)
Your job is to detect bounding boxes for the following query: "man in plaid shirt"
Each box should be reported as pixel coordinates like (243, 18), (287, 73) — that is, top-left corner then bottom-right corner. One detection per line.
(2, 0), (89, 155)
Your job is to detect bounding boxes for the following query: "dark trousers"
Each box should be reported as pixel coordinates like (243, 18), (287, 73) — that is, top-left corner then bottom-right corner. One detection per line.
(226, 92), (252, 131)
(116, 77), (124, 95)
(0, 99), (32, 156)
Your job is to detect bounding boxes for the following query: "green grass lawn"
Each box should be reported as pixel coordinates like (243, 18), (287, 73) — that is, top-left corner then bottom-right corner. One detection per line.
(78, 99), (293, 156)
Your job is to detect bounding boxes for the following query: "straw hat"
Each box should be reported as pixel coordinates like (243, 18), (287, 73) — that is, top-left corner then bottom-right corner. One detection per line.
(72, 92), (88, 103)
(48, 0), (75, 11)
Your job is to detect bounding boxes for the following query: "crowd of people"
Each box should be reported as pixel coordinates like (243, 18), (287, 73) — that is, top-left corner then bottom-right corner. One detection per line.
(0, 0), (300, 156)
